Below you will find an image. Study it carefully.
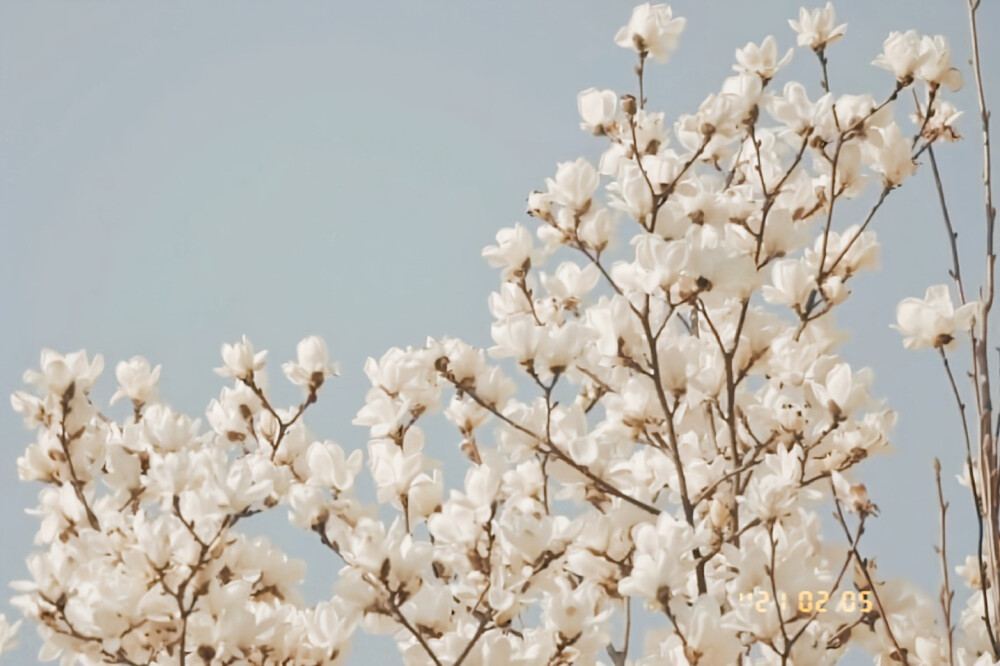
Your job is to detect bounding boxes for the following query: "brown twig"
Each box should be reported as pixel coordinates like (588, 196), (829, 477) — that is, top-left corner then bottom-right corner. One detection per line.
(831, 491), (909, 665)
(967, 1), (1000, 642)
(439, 369), (661, 516)
(941, 347), (1000, 655)
(57, 384), (100, 531)
(935, 458), (957, 666)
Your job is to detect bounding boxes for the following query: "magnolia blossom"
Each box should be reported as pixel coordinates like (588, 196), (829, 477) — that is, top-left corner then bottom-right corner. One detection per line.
(482, 223), (539, 280)
(110, 355), (161, 406)
(918, 34), (964, 91)
(894, 285), (980, 350)
(912, 97), (963, 143)
(577, 88), (618, 135)
(788, 3), (847, 50)
(873, 30), (928, 82)
(282, 335), (340, 388)
(873, 30), (963, 91)
(734, 36), (793, 80)
(866, 123), (917, 185)
(614, 3), (686, 63)
(215, 334), (267, 380)
(23, 349), (103, 396)
(546, 157), (599, 212)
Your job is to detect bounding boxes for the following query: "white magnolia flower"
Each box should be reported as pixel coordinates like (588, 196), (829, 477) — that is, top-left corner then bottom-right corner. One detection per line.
(734, 36), (793, 80)
(577, 88), (618, 134)
(482, 223), (538, 280)
(110, 356), (161, 406)
(305, 440), (362, 491)
(866, 124), (916, 186)
(526, 190), (555, 220)
(873, 30), (928, 82)
(765, 81), (832, 134)
(406, 470), (443, 520)
(912, 97), (963, 143)
(610, 164), (655, 221)
(282, 335), (340, 388)
(788, 3), (846, 50)
(614, 3), (686, 63)
(490, 314), (542, 365)
(23, 349), (104, 396)
(917, 34), (963, 91)
(10, 390), (46, 429)
(215, 335), (267, 381)
(546, 158), (600, 212)
(894, 285), (981, 350)
(540, 262), (600, 305)
(956, 555), (983, 590)
(762, 259), (816, 312)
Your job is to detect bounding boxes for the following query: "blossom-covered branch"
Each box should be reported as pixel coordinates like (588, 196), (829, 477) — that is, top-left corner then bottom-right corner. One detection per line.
(6, 3), (994, 665)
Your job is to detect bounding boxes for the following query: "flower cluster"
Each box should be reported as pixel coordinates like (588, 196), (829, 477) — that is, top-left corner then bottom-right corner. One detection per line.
(7, 4), (990, 666)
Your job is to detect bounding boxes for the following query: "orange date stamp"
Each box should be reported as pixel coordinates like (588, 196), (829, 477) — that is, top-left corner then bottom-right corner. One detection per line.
(739, 589), (874, 614)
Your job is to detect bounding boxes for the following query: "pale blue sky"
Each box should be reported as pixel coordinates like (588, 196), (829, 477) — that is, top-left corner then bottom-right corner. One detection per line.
(1, 1), (997, 663)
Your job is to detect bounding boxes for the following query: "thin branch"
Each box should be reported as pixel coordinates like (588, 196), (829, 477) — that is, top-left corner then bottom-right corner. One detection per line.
(967, 1), (1000, 637)
(439, 369), (661, 516)
(767, 520), (791, 663)
(941, 348), (1000, 655)
(926, 144), (968, 303)
(57, 385), (100, 531)
(453, 617), (491, 666)
(935, 458), (957, 666)
(821, 185), (893, 280)
(831, 492), (909, 665)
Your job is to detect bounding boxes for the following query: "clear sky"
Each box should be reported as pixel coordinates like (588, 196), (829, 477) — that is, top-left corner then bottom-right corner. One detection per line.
(1, 1), (998, 663)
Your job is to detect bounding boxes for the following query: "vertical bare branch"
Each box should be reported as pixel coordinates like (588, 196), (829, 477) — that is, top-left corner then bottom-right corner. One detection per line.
(967, 0), (1000, 647)
(935, 458), (957, 666)
(940, 347), (999, 655)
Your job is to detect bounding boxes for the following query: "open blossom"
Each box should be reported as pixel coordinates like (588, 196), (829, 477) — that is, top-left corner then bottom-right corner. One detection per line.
(215, 335), (267, 380)
(546, 158), (599, 212)
(734, 36), (793, 80)
(912, 97), (963, 143)
(482, 223), (539, 280)
(609, 164), (655, 221)
(956, 555), (983, 590)
(304, 440), (362, 491)
(110, 356), (161, 405)
(540, 262), (600, 306)
(873, 30), (925, 81)
(23, 349), (104, 395)
(282, 335), (340, 388)
(762, 259), (816, 312)
(788, 3), (846, 50)
(614, 3), (686, 63)
(894, 285), (981, 350)
(866, 124), (916, 186)
(875, 31), (962, 90)
(917, 34), (963, 91)
(765, 81), (832, 134)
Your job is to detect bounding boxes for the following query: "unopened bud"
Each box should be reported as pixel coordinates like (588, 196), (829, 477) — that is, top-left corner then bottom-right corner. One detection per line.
(622, 94), (637, 116)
